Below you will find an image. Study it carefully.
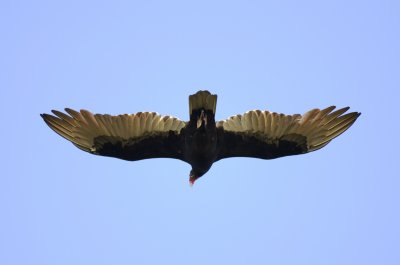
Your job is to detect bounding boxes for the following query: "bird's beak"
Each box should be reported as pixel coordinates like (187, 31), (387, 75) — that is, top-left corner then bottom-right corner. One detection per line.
(196, 110), (207, 129)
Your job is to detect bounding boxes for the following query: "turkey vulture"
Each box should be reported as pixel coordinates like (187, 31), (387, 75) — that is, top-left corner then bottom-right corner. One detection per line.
(41, 90), (360, 185)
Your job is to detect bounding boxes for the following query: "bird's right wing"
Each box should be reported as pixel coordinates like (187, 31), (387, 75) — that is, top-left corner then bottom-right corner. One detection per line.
(216, 106), (360, 160)
(41, 109), (187, 161)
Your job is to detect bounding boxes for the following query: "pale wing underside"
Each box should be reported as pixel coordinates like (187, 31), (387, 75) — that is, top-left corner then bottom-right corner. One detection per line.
(217, 106), (360, 155)
(41, 109), (186, 159)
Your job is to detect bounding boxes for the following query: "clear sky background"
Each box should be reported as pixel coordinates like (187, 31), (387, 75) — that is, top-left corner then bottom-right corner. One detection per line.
(1, 0), (399, 264)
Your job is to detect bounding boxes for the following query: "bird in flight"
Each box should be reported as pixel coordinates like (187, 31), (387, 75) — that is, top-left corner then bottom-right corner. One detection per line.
(41, 90), (360, 185)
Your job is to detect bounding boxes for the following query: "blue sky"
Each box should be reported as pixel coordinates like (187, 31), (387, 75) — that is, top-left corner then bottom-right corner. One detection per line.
(1, 0), (399, 264)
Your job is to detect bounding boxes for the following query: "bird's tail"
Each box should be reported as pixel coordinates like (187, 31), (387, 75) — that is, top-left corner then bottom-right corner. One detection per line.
(189, 90), (217, 115)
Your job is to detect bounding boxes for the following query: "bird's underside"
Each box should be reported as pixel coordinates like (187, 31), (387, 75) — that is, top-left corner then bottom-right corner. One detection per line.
(41, 90), (360, 184)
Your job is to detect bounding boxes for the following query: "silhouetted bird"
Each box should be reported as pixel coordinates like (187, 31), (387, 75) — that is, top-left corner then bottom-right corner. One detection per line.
(41, 90), (360, 185)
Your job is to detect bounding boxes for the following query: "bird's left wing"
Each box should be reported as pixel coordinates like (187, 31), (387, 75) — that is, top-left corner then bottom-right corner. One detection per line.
(216, 106), (360, 160)
(41, 109), (187, 161)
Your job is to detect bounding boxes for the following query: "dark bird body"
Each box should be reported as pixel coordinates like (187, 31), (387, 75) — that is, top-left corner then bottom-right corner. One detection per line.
(41, 91), (360, 184)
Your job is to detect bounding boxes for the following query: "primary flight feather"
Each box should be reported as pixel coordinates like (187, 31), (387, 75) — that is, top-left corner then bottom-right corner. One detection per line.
(41, 90), (360, 184)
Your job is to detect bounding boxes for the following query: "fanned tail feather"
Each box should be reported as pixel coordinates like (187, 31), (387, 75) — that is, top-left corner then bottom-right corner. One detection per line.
(189, 90), (217, 115)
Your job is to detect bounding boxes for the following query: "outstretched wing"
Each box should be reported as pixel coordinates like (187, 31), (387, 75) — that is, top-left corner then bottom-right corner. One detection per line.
(41, 109), (187, 161)
(216, 106), (360, 160)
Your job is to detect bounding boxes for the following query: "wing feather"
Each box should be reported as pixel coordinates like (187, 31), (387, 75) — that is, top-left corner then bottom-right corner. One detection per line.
(65, 108), (85, 123)
(217, 106), (360, 159)
(323, 107), (350, 125)
(51, 110), (79, 126)
(41, 109), (187, 161)
(257, 111), (265, 132)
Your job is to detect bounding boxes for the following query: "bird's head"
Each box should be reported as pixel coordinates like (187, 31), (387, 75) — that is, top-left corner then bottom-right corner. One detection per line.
(189, 169), (206, 186)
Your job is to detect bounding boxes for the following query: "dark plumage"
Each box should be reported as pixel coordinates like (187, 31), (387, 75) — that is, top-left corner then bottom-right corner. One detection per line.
(41, 90), (360, 185)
